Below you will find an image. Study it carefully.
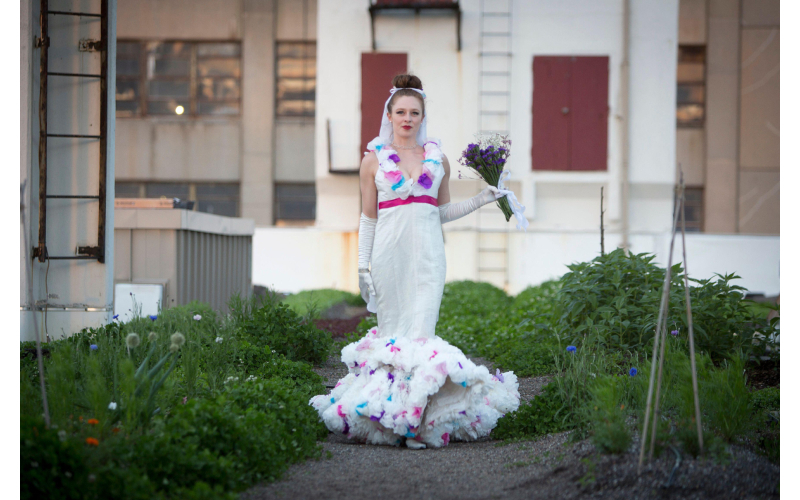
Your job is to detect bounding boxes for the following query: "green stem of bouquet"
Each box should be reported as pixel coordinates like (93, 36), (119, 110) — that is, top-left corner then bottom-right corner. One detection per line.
(476, 161), (514, 223)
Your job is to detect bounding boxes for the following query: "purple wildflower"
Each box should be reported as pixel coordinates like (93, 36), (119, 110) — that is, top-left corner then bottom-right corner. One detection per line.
(670, 330), (679, 336)
(90, 344), (98, 351)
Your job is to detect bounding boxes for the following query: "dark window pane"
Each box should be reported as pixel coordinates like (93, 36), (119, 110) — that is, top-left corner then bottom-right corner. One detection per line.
(117, 58), (140, 76)
(146, 183), (189, 199)
(197, 200), (238, 217)
(277, 57), (316, 78)
(153, 58), (190, 76)
(197, 43), (241, 57)
(117, 41), (140, 57)
(147, 100), (189, 115)
(197, 77), (241, 100)
(196, 184), (239, 197)
(275, 183), (316, 220)
(197, 101), (240, 115)
(147, 41), (191, 58)
(677, 84), (704, 104)
(678, 45), (705, 63)
(115, 182), (142, 198)
(677, 62), (704, 83)
(677, 104), (704, 125)
(197, 58), (241, 78)
(149, 80), (190, 98)
(116, 80), (138, 100)
(277, 78), (316, 100)
(116, 100), (140, 117)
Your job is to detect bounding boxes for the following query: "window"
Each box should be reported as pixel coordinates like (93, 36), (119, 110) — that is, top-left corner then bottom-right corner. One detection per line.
(115, 41), (241, 118)
(276, 42), (316, 117)
(674, 187), (703, 232)
(677, 45), (705, 127)
(116, 181), (240, 218)
(274, 183), (316, 220)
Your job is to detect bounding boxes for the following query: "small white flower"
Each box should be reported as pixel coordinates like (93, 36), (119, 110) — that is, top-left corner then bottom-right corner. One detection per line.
(170, 332), (186, 347)
(125, 333), (140, 348)
(57, 430), (67, 442)
(108, 402), (118, 410)
(193, 314), (202, 321)
(215, 337), (224, 343)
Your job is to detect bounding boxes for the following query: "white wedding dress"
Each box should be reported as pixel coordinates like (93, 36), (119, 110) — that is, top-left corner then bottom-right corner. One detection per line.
(309, 137), (520, 448)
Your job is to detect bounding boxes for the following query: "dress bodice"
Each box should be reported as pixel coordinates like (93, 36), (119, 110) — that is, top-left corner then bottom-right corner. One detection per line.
(366, 137), (445, 205)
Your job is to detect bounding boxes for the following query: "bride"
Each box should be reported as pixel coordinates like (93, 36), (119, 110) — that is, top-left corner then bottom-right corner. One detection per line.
(309, 74), (520, 449)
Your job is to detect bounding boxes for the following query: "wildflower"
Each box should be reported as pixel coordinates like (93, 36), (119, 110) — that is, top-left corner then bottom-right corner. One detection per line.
(125, 333), (140, 348)
(169, 343), (179, 353)
(193, 314), (202, 321)
(112, 427), (120, 434)
(215, 337), (223, 343)
(566, 345), (577, 353)
(148, 331), (157, 341)
(57, 430), (67, 442)
(113, 314), (119, 320)
(108, 402), (117, 410)
(629, 367), (638, 376)
(85, 437), (99, 446)
(148, 315), (158, 321)
(87, 418), (99, 426)
(170, 332), (186, 347)
(89, 344), (98, 351)
(620, 404), (625, 410)
(670, 330), (679, 336)
(182, 396), (188, 405)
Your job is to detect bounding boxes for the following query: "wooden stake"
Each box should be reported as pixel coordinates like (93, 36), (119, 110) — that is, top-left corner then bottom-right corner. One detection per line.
(638, 183), (682, 472)
(600, 187), (605, 256)
(678, 169), (704, 455)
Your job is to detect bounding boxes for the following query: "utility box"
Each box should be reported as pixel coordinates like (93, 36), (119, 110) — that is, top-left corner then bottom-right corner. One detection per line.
(114, 209), (254, 314)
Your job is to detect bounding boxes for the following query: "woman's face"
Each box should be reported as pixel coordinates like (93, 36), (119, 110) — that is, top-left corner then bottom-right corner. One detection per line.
(386, 95), (424, 143)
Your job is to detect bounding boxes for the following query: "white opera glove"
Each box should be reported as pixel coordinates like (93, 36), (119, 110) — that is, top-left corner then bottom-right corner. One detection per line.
(358, 213), (378, 312)
(438, 186), (506, 224)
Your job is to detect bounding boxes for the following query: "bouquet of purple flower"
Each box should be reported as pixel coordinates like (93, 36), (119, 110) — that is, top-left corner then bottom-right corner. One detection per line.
(457, 134), (514, 222)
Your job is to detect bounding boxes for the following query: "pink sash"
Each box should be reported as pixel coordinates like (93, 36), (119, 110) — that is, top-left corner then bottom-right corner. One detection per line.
(378, 195), (439, 210)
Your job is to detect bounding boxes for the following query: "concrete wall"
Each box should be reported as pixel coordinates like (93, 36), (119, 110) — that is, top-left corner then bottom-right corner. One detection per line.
(21, 0), (117, 341)
(252, 226), (779, 296)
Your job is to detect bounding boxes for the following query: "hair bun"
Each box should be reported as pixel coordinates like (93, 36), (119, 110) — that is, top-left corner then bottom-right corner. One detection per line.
(391, 74), (423, 90)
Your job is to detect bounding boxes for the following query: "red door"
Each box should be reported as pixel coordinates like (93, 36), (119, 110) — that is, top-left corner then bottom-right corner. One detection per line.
(361, 53), (407, 155)
(532, 56), (609, 171)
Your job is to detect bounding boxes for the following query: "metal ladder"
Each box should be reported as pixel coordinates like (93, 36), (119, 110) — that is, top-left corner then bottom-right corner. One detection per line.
(476, 0), (512, 291)
(33, 0), (110, 263)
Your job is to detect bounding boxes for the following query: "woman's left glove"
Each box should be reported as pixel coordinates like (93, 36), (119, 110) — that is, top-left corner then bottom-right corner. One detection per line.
(358, 213), (378, 313)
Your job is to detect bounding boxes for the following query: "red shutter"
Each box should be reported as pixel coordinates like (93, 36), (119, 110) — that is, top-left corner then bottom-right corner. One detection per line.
(361, 53), (407, 156)
(532, 56), (609, 171)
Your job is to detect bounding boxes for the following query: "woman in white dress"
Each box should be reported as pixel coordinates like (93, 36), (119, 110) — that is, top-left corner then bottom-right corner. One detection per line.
(309, 74), (520, 449)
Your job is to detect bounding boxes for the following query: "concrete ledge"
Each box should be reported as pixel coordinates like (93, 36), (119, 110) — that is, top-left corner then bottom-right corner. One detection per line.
(115, 209), (255, 236)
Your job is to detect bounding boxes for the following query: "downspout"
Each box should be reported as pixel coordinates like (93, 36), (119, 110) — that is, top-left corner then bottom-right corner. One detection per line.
(620, 0), (631, 254)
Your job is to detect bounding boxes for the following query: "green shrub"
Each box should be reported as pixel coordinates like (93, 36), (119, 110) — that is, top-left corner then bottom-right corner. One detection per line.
(700, 354), (752, 442)
(492, 383), (569, 440)
(751, 387), (779, 412)
(240, 300), (332, 365)
(587, 375), (631, 454)
(281, 288), (363, 316)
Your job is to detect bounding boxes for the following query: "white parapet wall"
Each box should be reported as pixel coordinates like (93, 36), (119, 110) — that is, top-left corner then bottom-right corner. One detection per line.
(253, 227), (779, 297)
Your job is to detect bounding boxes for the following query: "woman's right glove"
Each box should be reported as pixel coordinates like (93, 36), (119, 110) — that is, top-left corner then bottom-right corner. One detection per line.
(358, 213), (378, 312)
(438, 185), (506, 224)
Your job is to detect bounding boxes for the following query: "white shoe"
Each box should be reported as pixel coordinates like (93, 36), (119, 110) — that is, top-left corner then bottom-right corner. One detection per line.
(405, 438), (427, 449)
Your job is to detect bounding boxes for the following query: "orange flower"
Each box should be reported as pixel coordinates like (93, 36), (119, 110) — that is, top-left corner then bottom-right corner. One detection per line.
(79, 416), (84, 422)
(112, 427), (120, 434)
(85, 437), (99, 446)
(87, 418), (99, 425)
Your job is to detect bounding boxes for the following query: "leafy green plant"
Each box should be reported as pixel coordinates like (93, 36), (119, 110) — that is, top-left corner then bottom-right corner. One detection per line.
(492, 383), (569, 440)
(587, 374), (631, 454)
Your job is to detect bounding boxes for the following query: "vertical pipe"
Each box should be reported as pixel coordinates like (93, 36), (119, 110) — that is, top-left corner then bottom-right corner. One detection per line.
(97, 0), (108, 263)
(37, 0), (48, 262)
(620, 0), (630, 254)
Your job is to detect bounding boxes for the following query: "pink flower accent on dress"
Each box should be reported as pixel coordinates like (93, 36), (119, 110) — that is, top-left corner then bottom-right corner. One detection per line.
(384, 170), (403, 184)
(356, 339), (373, 351)
(442, 433), (450, 446)
(412, 406), (422, 419)
(435, 361), (448, 376)
(429, 350), (438, 360)
(390, 346), (401, 353)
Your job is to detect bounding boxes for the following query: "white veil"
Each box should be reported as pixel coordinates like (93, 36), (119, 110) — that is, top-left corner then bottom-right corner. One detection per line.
(379, 87), (428, 146)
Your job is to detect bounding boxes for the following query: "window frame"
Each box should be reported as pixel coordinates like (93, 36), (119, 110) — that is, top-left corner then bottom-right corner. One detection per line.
(116, 39), (243, 119)
(275, 40), (317, 119)
(676, 44), (706, 129)
(115, 181), (241, 218)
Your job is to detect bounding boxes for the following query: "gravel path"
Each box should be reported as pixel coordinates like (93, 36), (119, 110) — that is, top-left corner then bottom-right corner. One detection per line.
(242, 347), (779, 500)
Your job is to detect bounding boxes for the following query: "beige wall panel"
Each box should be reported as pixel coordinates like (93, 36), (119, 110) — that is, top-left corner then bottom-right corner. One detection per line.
(115, 120), (152, 179)
(742, 0), (779, 26)
(738, 169), (779, 234)
(277, 0), (317, 40)
(315, 176), (360, 229)
(275, 121), (316, 182)
(740, 28), (780, 168)
(242, 0), (276, 226)
(705, 0), (739, 233)
(679, 0), (707, 44)
(151, 122), (241, 181)
(676, 128), (705, 186)
(117, 0), (241, 39)
(114, 229), (132, 281)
